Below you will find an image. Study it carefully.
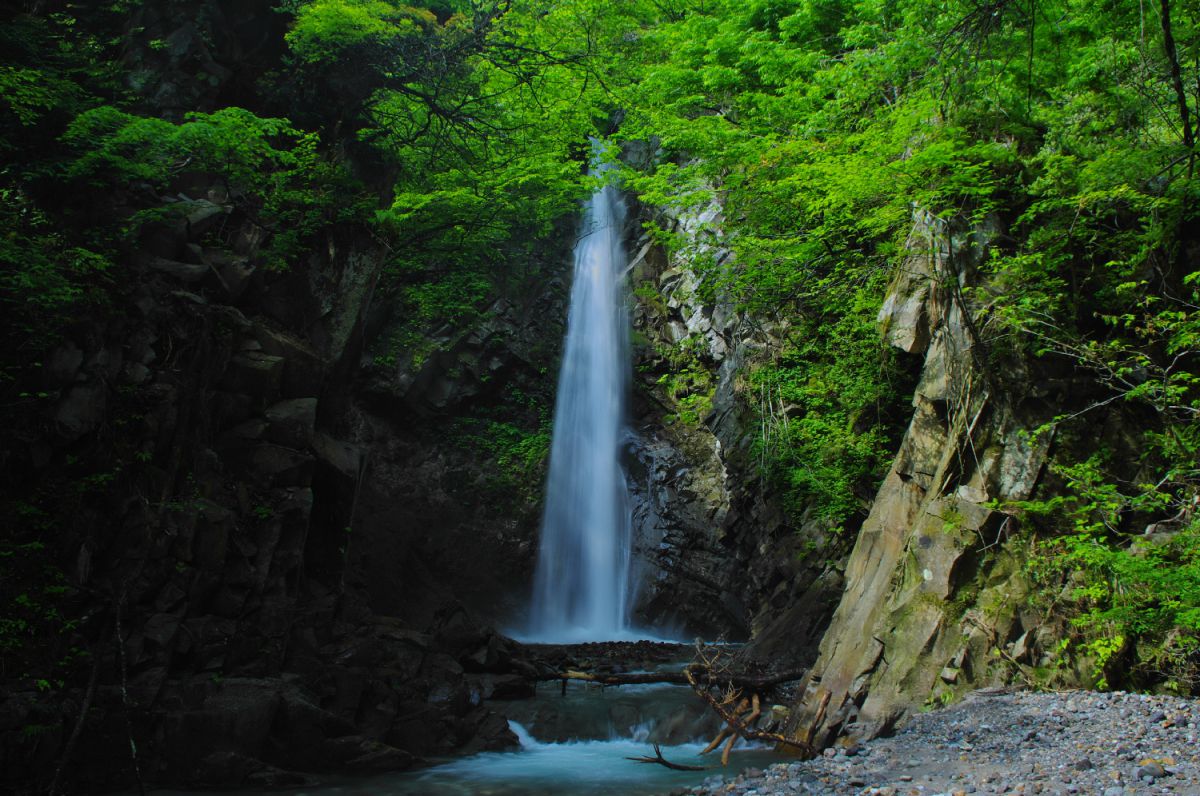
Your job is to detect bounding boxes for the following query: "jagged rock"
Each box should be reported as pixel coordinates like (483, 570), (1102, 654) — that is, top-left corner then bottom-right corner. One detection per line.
(320, 736), (415, 772)
(243, 444), (315, 488)
(264, 398), (317, 449)
(194, 750), (316, 788)
(312, 431), (365, 479)
(143, 612), (183, 651)
(52, 382), (106, 441)
(183, 199), (230, 240)
(45, 341), (84, 385)
(148, 256), (209, 283)
(256, 327), (326, 398)
(457, 708), (519, 753)
(210, 251), (254, 299)
(160, 678), (282, 774)
(221, 352), (284, 400)
(468, 673), (535, 700)
(785, 212), (1052, 751)
(190, 499), (234, 569)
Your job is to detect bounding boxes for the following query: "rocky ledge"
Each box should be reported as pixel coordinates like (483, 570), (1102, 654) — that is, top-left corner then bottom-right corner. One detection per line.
(668, 689), (1200, 796)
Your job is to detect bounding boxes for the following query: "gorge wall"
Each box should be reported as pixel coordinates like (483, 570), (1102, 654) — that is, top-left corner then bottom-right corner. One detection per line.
(6, 3), (1186, 790)
(620, 196), (1130, 748)
(1, 3), (569, 789)
(0, 167), (572, 789)
(622, 196), (848, 665)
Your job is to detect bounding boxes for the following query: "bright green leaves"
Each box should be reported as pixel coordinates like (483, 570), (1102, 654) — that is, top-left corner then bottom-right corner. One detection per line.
(63, 106), (312, 195)
(0, 66), (80, 130)
(56, 104), (371, 271)
(61, 107), (175, 186)
(750, 286), (906, 529)
(286, 0), (437, 65)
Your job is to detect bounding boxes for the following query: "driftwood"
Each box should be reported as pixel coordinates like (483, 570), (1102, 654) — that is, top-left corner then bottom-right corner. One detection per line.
(687, 671), (814, 759)
(626, 744), (709, 771)
(541, 667), (807, 689)
(545, 643), (815, 766)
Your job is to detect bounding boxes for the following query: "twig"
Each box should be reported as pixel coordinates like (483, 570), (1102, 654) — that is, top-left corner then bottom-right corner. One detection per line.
(626, 744), (709, 771)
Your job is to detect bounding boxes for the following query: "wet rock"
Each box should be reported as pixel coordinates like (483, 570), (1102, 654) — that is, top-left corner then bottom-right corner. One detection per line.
(457, 708), (518, 753)
(160, 678), (282, 774)
(243, 443), (314, 488)
(45, 341), (84, 386)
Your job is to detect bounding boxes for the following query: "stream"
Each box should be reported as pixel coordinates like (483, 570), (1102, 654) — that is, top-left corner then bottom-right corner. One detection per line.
(145, 676), (782, 796)
(146, 673), (781, 796)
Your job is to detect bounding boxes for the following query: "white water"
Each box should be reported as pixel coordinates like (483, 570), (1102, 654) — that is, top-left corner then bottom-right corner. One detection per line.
(526, 175), (635, 642)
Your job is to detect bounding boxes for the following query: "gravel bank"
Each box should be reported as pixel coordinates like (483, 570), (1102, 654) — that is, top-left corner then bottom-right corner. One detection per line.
(669, 689), (1200, 796)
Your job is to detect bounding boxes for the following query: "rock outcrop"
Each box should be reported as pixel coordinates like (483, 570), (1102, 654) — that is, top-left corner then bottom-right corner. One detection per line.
(623, 196), (848, 659)
(785, 211), (1058, 748)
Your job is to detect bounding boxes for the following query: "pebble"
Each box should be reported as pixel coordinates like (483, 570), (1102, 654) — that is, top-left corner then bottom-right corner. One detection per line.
(667, 690), (1200, 796)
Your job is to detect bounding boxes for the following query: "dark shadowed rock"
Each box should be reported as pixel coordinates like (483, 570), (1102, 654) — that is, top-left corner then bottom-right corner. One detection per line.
(221, 352), (284, 399)
(264, 397), (317, 449)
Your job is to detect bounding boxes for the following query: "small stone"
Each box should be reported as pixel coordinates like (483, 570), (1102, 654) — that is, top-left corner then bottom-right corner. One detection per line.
(1073, 759), (1095, 771)
(1150, 711), (1167, 722)
(1137, 762), (1168, 780)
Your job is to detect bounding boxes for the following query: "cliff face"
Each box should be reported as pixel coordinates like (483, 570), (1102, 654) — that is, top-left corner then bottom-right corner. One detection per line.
(785, 212), (1068, 747)
(0, 4), (568, 789)
(0, 170), (569, 789)
(623, 197), (848, 663)
(622, 199), (1106, 748)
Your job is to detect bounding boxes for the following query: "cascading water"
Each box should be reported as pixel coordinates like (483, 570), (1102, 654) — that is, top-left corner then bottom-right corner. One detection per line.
(527, 170), (634, 642)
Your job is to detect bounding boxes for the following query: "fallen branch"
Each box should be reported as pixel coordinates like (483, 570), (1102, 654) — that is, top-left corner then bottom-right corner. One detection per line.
(686, 667), (815, 758)
(542, 666), (807, 689)
(626, 744), (709, 771)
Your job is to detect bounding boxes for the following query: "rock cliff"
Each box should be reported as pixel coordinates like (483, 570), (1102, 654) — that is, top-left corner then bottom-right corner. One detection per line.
(623, 196), (849, 663)
(785, 211), (1066, 747)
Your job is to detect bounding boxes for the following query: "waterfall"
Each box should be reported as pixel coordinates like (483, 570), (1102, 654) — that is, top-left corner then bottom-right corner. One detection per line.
(528, 172), (633, 642)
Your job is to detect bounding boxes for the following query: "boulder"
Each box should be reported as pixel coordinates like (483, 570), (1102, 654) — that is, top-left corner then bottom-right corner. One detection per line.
(256, 327), (326, 398)
(148, 257), (209, 283)
(220, 352), (284, 400)
(53, 382), (107, 442)
(244, 444), (315, 488)
(160, 679), (282, 775)
(264, 398), (317, 449)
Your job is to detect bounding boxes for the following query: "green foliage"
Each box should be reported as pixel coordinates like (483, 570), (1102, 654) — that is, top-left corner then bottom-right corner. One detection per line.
(653, 334), (715, 427)
(286, 0), (439, 66)
(451, 417), (552, 502)
(750, 299), (905, 528)
(1011, 443), (1200, 690)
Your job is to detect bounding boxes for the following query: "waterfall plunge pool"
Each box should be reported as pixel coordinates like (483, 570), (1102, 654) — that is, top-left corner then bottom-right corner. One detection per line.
(144, 675), (785, 796)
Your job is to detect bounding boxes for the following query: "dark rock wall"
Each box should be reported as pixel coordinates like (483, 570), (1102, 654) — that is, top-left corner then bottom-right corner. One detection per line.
(623, 196), (847, 664)
(0, 3), (567, 790)
(0, 177), (564, 790)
